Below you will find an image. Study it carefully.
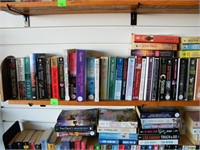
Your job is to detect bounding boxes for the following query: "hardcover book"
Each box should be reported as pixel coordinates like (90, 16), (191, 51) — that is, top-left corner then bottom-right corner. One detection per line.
(98, 109), (138, 128)
(57, 109), (98, 126)
(133, 34), (180, 43)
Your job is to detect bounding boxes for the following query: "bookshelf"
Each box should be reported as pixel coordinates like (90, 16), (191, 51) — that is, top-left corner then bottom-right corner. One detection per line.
(8, 100), (200, 107)
(0, 0), (199, 16)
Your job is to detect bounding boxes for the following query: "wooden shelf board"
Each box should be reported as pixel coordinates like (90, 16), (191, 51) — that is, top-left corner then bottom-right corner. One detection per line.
(0, 1), (199, 15)
(8, 100), (200, 107)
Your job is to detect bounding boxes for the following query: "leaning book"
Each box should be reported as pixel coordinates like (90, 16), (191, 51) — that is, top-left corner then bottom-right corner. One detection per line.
(56, 109), (98, 126)
(98, 109), (138, 128)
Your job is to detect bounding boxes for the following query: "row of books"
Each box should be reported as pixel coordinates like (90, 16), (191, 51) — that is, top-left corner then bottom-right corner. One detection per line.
(2, 52), (200, 101)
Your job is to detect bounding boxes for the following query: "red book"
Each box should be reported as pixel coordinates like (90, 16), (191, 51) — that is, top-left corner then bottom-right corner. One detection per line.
(194, 58), (200, 100)
(133, 34), (180, 43)
(132, 56), (142, 100)
(51, 56), (59, 99)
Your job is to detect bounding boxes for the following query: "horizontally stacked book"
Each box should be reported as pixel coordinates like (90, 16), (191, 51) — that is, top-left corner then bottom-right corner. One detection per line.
(54, 109), (98, 149)
(97, 109), (138, 149)
(136, 106), (181, 149)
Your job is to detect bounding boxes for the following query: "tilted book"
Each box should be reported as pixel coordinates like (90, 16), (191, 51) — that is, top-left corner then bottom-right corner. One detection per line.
(98, 109), (138, 128)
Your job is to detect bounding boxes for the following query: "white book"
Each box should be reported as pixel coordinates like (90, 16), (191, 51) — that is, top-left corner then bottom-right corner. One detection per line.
(175, 58), (181, 100)
(94, 58), (100, 102)
(63, 49), (70, 101)
(141, 117), (181, 124)
(125, 57), (136, 100)
(139, 58), (147, 100)
(138, 139), (178, 145)
(143, 57), (149, 101)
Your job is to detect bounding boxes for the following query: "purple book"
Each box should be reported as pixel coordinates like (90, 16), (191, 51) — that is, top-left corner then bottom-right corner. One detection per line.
(76, 49), (86, 102)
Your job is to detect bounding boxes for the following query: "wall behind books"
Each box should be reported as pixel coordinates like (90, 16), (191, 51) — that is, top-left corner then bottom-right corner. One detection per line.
(0, 11), (200, 148)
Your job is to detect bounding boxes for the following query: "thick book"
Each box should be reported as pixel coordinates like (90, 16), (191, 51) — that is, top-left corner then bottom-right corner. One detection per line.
(133, 34), (180, 43)
(51, 56), (59, 99)
(47, 131), (57, 150)
(24, 57), (32, 99)
(34, 130), (43, 149)
(40, 128), (53, 150)
(58, 57), (65, 99)
(16, 57), (26, 99)
(132, 43), (177, 50)
(8, 132), (20, 149)
(29, 53), (45, 99)
(131, 49), (177, 57)
(22, 130), (35, 149)
(184, 111), (200, 128)
(181, 36), (200, 44)
(14, 130), (30, 149)
(56, 109), (98, 126)
(98, 109), (138, 128)
(29, 130), (44, 150)
(136, 106), (181, 119)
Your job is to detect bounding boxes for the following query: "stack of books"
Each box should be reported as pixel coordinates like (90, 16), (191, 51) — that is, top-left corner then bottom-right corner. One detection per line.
(178, 36), (200, 58)
(136, 106), (181, 149)
(54, 109), (98, 149)
(97, 108), (138, 149)
(184, 110), (200, 145)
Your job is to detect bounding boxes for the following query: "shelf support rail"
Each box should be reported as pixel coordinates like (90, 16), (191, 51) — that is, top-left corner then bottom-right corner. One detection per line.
(7, 4), (30, 27)
(131, 3), (141, 25)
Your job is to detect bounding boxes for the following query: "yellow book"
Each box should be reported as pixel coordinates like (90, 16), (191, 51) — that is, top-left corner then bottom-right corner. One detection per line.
(181, 36), (200, 44)
(178, 51), (200, 58)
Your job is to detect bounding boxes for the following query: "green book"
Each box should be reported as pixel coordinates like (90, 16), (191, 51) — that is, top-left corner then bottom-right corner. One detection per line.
(24, 57), (32, 99)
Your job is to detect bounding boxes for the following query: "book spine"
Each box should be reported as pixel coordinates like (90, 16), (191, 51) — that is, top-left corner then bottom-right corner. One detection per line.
(133, 34), (179, 43)
(139, 128), (179, 134)
(140, 117), (181, 124)
(139, 112), (180, 119)
(94, 58), (100, 102)
(76, 49), (86, 102)
(37, 57), (46, 99)
(181, 36), (200, 44)
(114, 57), (124, 100)
(181, 44), (200, 50)
(165, 58), (173, 100)
(143, 57), (149, 101)
(131, 49), (176, 57)
(138, 134), (180, 140)
(55, 125), (95, 132)
(138, 139), (178, 145)
(68, 52), (76, 100)
(16, 57), (26, 99)
(121, 139), (138, 145)
(100, 57), (108, 100)
(97, 127), (137, 133)
(194, 58), (200, 100)
(121, 58), (128, 100)
(138, 58), (147, 100)
(171, 58), (178, 100)
(187, 58), (197, 100)
(132, 43), (177, 50)
(175, 58), (181, 100)
(177, 58), (188, 100)
(58, 57), (65, 99)
(24, 57), (32, 99)
(132, 56), (142, 100)
(51, 57), (59, 99)
(178, 50), (200, 58)
(86, 57), (95, 100)
(8, 58), (18, 99)
(158, 58), (167, 100)
(107, 57), (116, 100)
(56, 131), (95, 137)
(98, 133), (138, 140)
(125, 57), (135, 100)
(45, 57), (52, 99)
(98, 139), (119, 145)
(98, 121), (138, 128)
(151, 57), (159, 101)
(141, 123), (180, 129)
(63, 50), (70, 101)
(146, 57), (154, 101)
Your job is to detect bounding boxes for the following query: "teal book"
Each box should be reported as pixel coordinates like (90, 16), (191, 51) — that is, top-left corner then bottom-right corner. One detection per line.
(107, 57), (116, 100)
(24, 57), (32, 99)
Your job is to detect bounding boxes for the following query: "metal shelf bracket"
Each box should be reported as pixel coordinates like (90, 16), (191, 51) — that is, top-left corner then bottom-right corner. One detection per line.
(131, 3), (141, 25)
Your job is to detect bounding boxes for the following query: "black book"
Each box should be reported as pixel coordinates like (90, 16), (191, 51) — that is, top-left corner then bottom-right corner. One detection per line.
(58, 57), (65, 99)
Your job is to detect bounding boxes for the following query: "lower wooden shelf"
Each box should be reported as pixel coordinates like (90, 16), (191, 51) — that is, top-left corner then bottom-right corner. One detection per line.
(7, 100), (200, 107)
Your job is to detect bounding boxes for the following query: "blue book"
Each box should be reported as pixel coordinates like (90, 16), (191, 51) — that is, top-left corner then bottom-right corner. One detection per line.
(98, 133), (138, 140)
(40, 128), (53, 150)
(114, 57), (124, 100)
(60, 136), (72, 150)
(181, 44), (200, 50)
(98, 139), (119, 144)
(120, 139), (138, 145)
